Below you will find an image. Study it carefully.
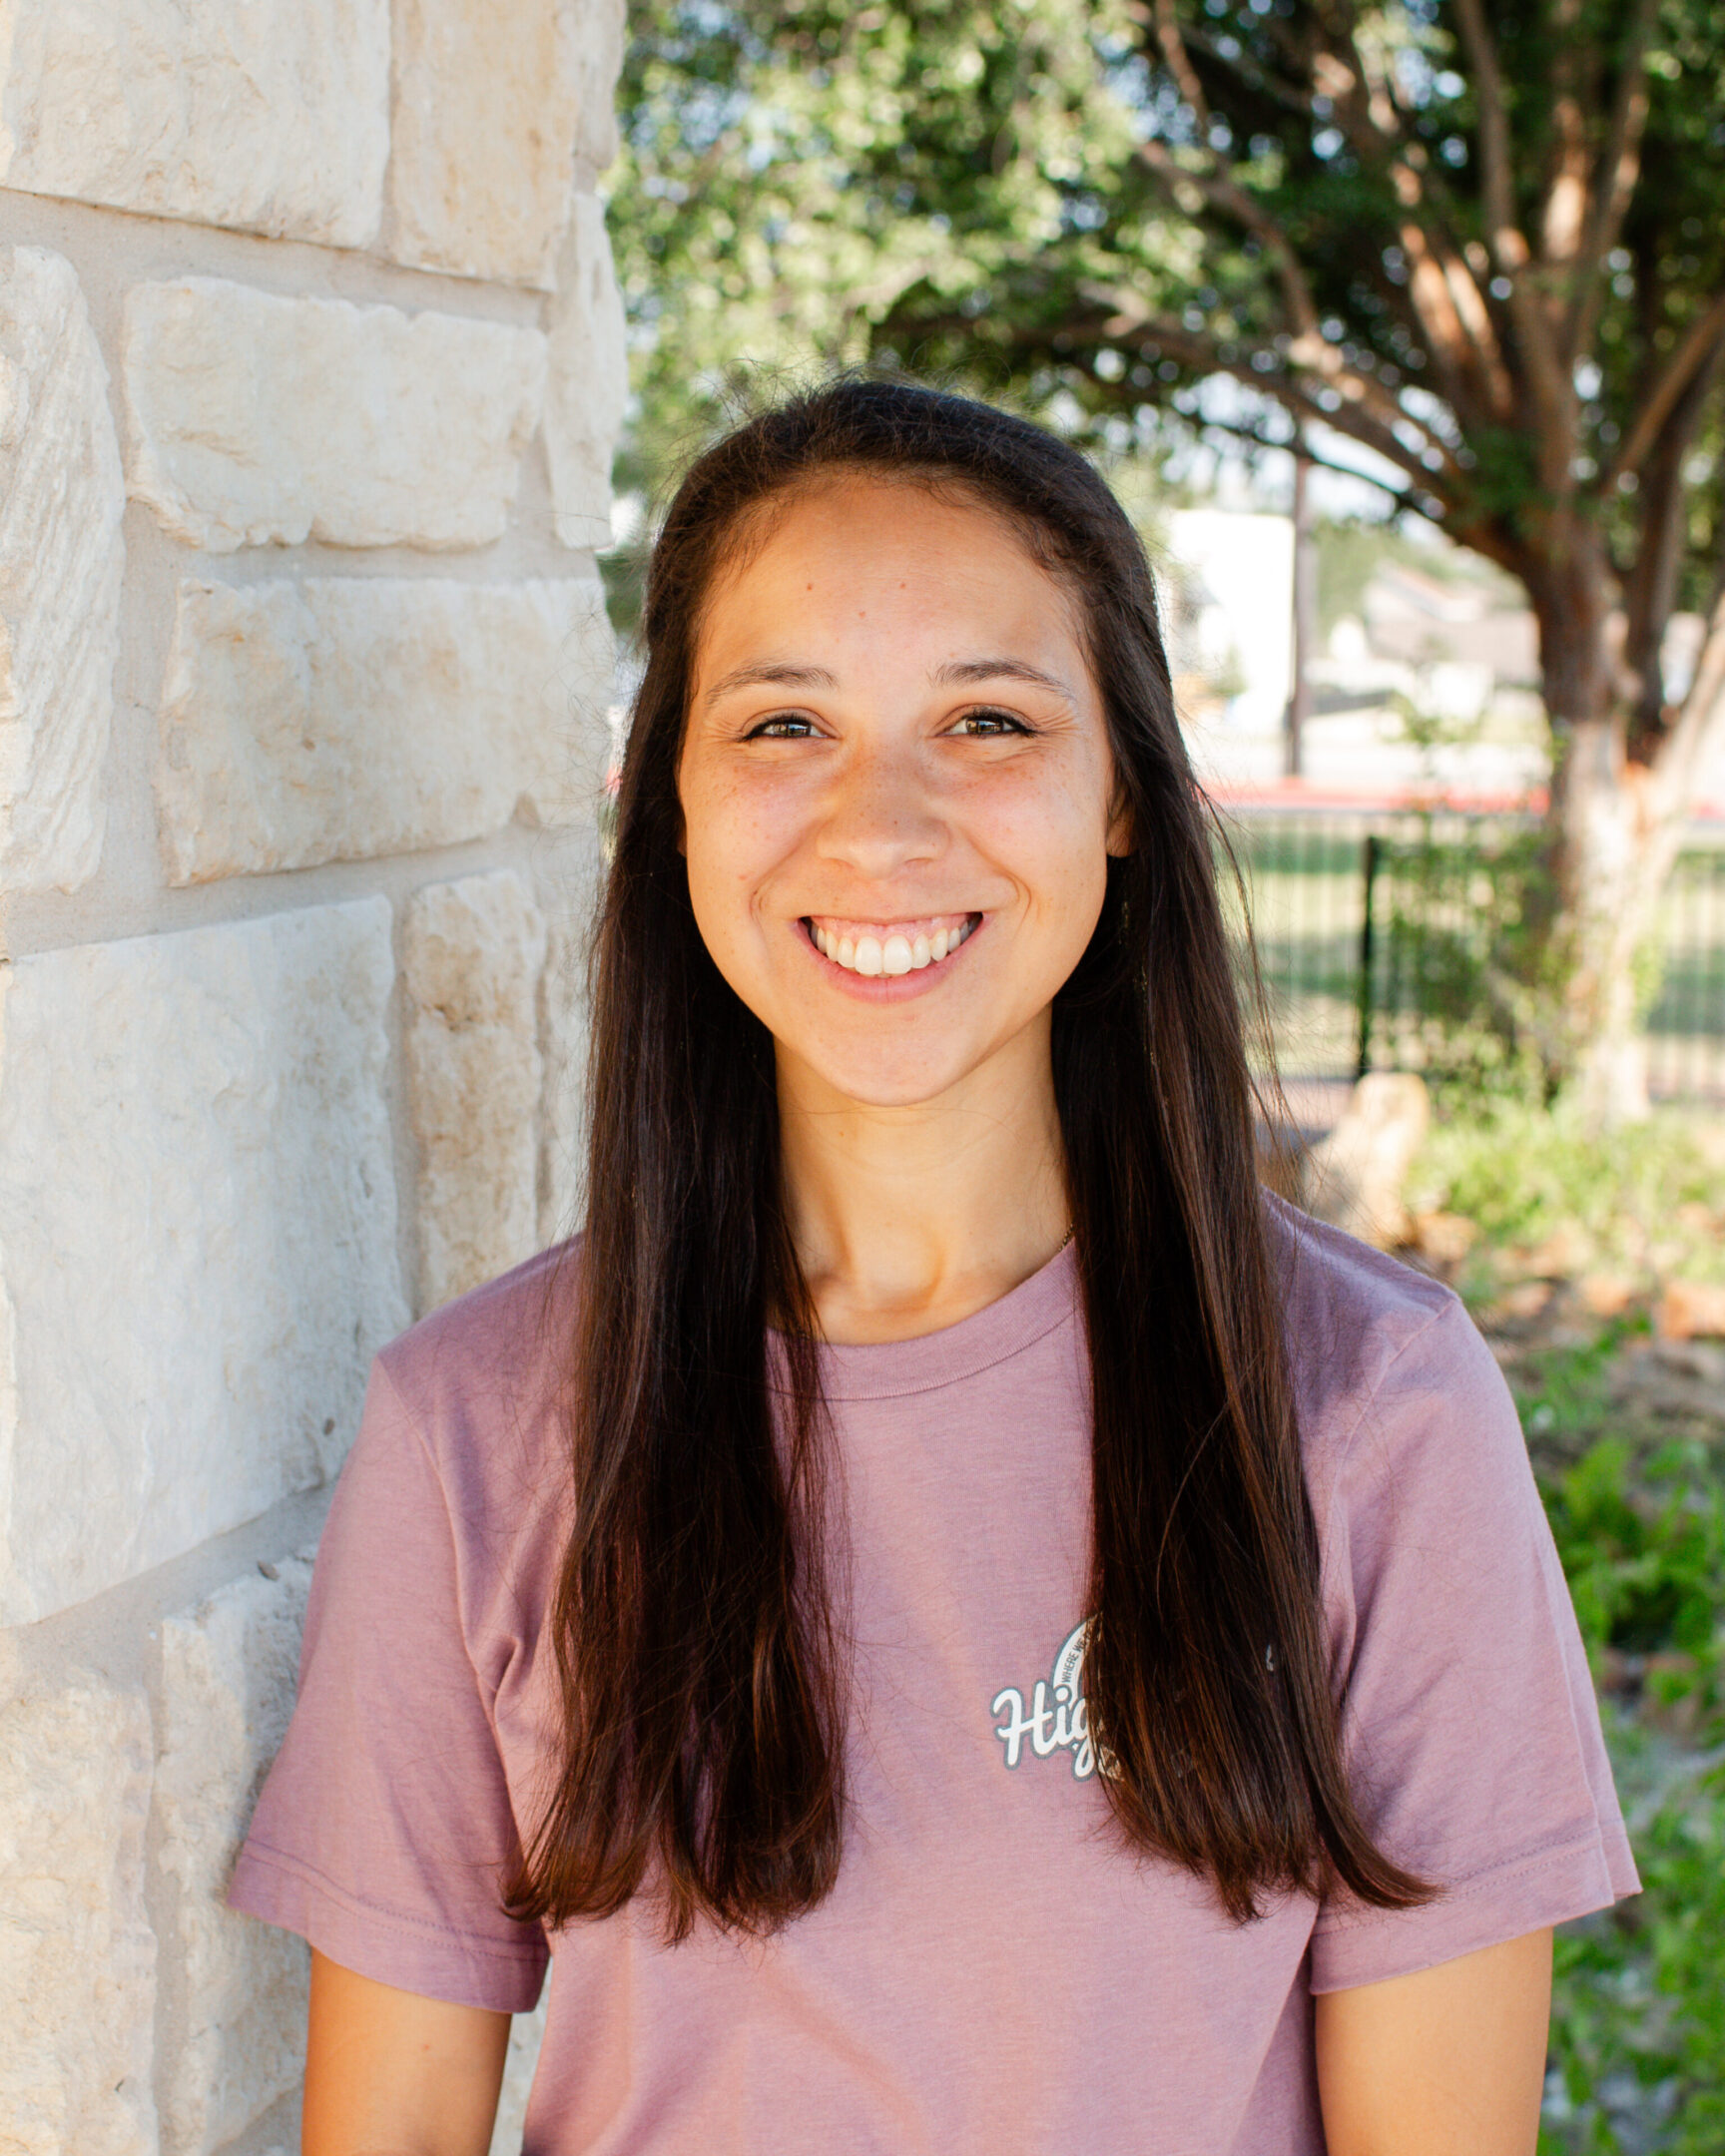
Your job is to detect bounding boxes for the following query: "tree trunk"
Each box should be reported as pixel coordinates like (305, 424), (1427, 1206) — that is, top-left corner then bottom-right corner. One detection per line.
(1534, 540), (1725, 1125)
(1546, 719), (1685, 1123)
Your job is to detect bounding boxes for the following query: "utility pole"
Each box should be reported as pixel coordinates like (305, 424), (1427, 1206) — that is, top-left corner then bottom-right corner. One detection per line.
(1285, 444), (1316, 778)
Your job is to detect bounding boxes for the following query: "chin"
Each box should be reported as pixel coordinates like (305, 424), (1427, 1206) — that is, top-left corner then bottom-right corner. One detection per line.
(800, 1043), (980, 1110)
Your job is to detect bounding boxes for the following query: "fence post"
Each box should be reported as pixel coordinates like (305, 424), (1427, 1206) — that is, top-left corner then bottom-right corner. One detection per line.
(1357, 832), (1381, 1081)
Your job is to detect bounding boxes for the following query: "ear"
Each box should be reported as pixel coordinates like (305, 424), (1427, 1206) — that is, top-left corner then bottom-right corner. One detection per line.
(1105, 787), (1134, 858)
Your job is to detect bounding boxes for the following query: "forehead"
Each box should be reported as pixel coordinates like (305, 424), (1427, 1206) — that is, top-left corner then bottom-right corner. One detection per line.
(693, 476), (1086, 677)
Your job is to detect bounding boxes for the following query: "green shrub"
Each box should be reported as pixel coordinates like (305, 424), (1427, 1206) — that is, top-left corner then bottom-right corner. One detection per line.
(1507, 1340), (1725, 2152)
(1412, 1100), (1725, 1294)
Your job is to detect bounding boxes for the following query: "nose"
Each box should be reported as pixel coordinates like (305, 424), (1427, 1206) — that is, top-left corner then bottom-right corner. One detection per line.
(814, 736), (947, 881)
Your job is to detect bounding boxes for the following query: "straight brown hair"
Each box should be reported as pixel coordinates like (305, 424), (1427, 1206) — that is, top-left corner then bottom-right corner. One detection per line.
(509, 378), (1432, 1940)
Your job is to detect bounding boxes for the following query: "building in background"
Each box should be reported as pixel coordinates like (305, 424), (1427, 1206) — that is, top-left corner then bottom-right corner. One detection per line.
(1163, 505), (1725, 813)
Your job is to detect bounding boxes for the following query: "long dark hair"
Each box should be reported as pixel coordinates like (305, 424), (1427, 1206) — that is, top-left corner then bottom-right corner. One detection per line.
(511, 378), (1431, 1939)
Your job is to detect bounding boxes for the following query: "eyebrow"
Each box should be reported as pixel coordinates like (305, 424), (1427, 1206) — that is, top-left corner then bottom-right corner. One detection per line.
(702, 661), (838, 704)
(702, 655), (1076, 705)
(931, 656), (1075, 700)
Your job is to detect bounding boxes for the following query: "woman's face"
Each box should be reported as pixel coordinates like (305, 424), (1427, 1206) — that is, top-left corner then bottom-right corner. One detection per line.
(679, 477), (1128, 1110)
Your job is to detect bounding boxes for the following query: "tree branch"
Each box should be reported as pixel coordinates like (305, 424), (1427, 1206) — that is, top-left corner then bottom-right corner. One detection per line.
(1071, 296), (1453, 491)
(1603, 288), (1725, 490)
(1152, 0), (1212, 132)
(1297, 34), (1513, 426)
(1562, 0), (1659, 364)
(1450, 0), (1572, 466)
(1133, 140), (1320, 342)
(1128, 138), (1455, 462)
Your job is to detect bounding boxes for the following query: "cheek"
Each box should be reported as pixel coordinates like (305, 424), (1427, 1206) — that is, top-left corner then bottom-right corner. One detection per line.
(679, 774), (798, 963)
(973, 766), (1115, 923)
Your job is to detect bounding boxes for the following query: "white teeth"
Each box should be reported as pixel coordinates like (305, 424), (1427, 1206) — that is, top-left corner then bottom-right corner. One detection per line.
(812, 917), (975, 975)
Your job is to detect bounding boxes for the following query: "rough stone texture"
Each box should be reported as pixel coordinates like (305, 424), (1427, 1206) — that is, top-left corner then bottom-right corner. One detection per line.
(157, 575), (613, 881)
(390, 0), (582, 287)
(1302, 1071), (1431, 1248)
(0, 0), (389, 247)
(570, 0), (626, 173)
(489, 1997), (550, 2156)
(0, 246), (125, 896)
(536, 856), (597, 1249)
(406, 873), (549, 1314)
(156, 1553), (317, 2156)
(0, 902), (404, 1625)
(545, 196), (628, 548)
(0, 1673), (158, 2156)
(124, 280), (546, 553)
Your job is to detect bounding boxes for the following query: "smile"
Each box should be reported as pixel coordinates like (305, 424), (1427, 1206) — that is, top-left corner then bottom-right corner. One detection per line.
(804, 913), (979, 977)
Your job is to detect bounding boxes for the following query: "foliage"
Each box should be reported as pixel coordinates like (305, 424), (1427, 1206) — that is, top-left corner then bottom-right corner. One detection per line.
(1365, 808), (1563, 1094)
(611, 1), (1725, 694)
(1411, 1097), (1725, 1292)
(1492, 1325), (1725, 2153)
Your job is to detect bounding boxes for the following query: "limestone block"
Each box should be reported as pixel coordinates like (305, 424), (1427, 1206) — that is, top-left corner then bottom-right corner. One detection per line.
(0, 247), (124, 895)
(0, 1673), (158, 2156)
(124, 280), (545, 552)
(545, 196), (628, 548)
(157, 576), (613, 881)
(489, 1996), (549, 2156)
(405, 872), (549, 1313)
(390, 0), (581, 287)
(536, 846), (599, 1249)
(570, 0), (626, 173)
(156, 1553), (317, 2156)
(0, 901), (404, 1624)
(0, 0), (389, 247)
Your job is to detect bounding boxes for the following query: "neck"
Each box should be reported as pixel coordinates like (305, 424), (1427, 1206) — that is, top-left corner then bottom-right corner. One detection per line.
(776, 1018), (1070, 1346)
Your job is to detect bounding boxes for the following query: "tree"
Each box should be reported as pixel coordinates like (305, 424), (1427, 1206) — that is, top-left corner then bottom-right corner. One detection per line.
(610, 0), (1725, 1117)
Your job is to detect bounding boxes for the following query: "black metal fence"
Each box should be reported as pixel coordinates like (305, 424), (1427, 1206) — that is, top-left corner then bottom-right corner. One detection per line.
(1223, 808), (1725, 1104)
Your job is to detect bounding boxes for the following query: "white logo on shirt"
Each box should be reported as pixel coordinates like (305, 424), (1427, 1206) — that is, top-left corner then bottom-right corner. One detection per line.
(991, 1620), (1116, 1781)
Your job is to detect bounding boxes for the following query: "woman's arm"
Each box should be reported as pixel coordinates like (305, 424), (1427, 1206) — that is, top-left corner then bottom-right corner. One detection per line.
(1315, 1927), (1553, 2156)
(302, 1948), (513, 2156)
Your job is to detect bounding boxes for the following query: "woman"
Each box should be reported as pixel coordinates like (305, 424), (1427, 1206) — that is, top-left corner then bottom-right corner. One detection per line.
(233, 380), (1635, 2154)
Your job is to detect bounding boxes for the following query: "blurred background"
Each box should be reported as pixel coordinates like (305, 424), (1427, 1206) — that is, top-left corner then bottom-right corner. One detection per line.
(597, 6), (1725, 2148)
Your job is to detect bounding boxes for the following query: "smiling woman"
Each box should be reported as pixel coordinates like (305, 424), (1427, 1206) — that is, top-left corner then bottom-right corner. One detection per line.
(229, 381), (1636, 2156)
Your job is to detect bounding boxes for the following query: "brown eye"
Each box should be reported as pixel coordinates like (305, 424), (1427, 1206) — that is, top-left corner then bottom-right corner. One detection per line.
(747, 714), (819, 739)
(950, 709), (1029, 737)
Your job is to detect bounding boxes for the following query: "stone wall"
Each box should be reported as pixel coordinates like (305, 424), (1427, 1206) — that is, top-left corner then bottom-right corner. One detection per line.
(0, 5), (624, 2147)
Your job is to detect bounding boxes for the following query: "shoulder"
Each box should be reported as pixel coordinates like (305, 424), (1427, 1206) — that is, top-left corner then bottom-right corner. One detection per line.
(1265, 1195), (1515, 1520)
(360, 1239), (582, 1569)
(376, 1240), (581, 1432)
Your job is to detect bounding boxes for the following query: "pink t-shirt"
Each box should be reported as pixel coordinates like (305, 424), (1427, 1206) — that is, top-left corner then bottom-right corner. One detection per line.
(232, 1210), (1636, 2153)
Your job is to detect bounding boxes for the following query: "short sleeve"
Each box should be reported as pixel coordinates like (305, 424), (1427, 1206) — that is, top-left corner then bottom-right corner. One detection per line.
(1308, 1296), (1639, 1992)
(229, 1357), (550, 2011)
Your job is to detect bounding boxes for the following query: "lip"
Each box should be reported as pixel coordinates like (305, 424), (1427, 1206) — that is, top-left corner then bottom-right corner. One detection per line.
(799, 912), (984, 1000)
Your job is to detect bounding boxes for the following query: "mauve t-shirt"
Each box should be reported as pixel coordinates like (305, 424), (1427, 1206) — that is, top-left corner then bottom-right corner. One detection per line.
(232, 1208), (1637, 2154)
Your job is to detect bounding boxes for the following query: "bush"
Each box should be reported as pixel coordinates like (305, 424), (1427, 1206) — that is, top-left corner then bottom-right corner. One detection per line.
(1411, 1099), (1725, 1298)
(1500, 1331), (1725, 2153)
